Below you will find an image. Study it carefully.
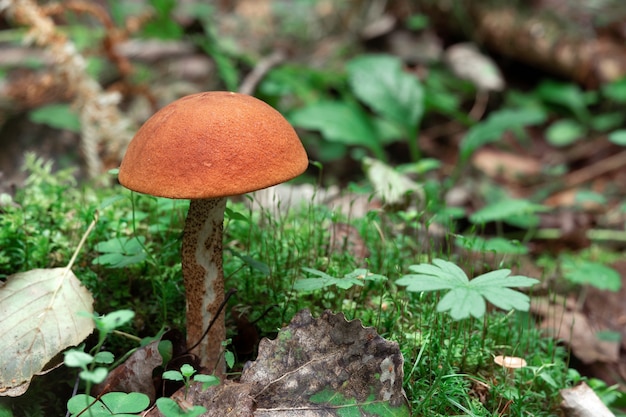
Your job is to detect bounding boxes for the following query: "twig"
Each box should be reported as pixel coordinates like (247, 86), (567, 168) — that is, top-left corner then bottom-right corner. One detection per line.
(238, 50), (286, 96)
(564, 149), (626, 189)
(66, 212), (98, 271)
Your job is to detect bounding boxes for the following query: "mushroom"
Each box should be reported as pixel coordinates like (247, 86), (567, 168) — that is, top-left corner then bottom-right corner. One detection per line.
(118, 91), (308, 375)
(493, 355), (527, 370)
(494, 354), (527, 377)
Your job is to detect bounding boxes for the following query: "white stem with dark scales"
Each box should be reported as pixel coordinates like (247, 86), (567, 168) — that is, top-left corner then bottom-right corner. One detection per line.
(181, 198), (226, 375)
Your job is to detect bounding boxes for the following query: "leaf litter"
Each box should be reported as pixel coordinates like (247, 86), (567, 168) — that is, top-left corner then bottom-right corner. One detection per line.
(145, 309), (410, 416)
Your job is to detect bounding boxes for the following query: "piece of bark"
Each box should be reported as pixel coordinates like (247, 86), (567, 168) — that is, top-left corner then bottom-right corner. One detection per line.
(560, 382), (615, 417)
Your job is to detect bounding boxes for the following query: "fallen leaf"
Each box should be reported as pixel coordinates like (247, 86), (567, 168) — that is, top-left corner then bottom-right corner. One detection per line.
(146, 310), (410, 416)
(0, 267), (94, 396)
(94, 339), (165, 402)
(560, 382), (615, 417)
(531, 297), (619, 364)
(445, 43), (505, 92)
(242, 309), (410, 416)
(471, 148), (542, 183)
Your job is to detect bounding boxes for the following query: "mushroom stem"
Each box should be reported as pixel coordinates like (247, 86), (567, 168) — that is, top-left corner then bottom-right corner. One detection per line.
(181, 197), (226, 375)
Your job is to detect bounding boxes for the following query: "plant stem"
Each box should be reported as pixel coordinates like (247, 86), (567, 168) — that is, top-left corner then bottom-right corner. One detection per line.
(407, 125), (421, 162)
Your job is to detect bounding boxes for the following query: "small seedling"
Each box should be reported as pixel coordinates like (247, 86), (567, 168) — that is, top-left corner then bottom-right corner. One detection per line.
(294, 267), (387, 292)
(158, 364), (219, 417)
(396, 258), (539, 320)
(65, 310), (136, 415)
(93, 236), (147, 268)
(162, 364), (219, 398)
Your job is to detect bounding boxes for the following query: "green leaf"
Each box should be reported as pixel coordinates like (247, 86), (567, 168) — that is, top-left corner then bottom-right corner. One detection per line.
(347, 54), (424, 131)
(194, 374), (220, 389)
(179, 364), (196, 378)
(162, 370), (184, 382)
(344, 268), (387, 283)
(469, 198), (546, 224)
(64, 350), (94, 369)
(224, 207), (249, 223)
(480, 287), (533, 311)
(590, 112), (624, 132)
(602, 77), (626, 103)
(300, 267), (333, 279)
(309, 389), (410, 417)
(397, 259), (539, 320)
(94, 351), (115, 364)
(79, 367), (108, 384)
(294, 268), (370, 292)
(535, 80), (591, 122)
(293, 277), (334, 292)
(141, 0), (182, 40)
(156, 398), (206, 417)
(93, 237), (147, 268)
(158, 340), (174, 365)
(460, 108), (546, 160)
(406, 258), (468, 284)
(433, 258), (469, 281)
(395, 274), (453, 291)
(224, 350), (235, 369)
(67, 394), (108, 417)
(334, 277), (365, 290)
(457, 236), (528, 255)
(397, 259), (468, 291)
(608, 129), (626, 146)
(437, 288), (486, 320)
(561, 258), (621, 291)
(100, 392), (150, 414)
(289, 101), (385, 158)
(29, 104), (81, 132)
(539, 372), (559, 389)
(406, 14), (429, 31)
(230, 249), (270, 275)
(545, 119), (586, 147)
(469, 269), (538, 288)
(95, 310), (135, 334)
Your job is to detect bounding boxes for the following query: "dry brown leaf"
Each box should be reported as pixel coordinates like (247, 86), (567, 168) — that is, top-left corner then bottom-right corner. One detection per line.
(0, 267), (94, 396)
(531, 297), (619, 364)
(560, 382), (616, 417)
(147, 310), (410, 416)
(94, 339), (164, 402)
(471, 148), (542, 183)
(241, 309), (409, 416)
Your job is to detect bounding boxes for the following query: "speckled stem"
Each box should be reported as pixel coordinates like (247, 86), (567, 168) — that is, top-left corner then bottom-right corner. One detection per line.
(181, 198), (226, 375)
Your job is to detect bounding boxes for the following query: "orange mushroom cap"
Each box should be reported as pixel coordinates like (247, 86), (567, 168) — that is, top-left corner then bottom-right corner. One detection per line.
(119, 91), (308, 199)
